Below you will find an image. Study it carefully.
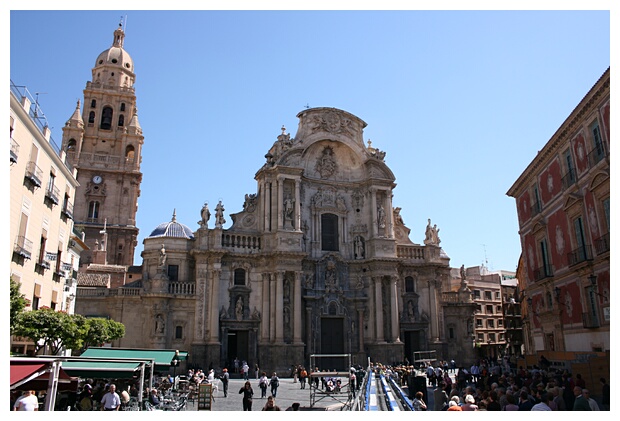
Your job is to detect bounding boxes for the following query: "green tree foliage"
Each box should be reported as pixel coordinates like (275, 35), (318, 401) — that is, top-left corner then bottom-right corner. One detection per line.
(10, 277), (28, 334)
(82, 317), (125, 350)
(13, 308), (89, 355)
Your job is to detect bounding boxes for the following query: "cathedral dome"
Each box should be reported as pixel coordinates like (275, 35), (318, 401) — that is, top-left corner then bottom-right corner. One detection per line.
(94, 24), (134, 73)
(148, 210), (195, 240)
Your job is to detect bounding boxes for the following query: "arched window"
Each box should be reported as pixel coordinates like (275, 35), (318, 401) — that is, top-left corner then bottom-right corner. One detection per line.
(321, 213), (339, 251)
(88, 201), (100, 220)
(100, 106), (113, 130)
(120, 103), (126, 111)
(118, 114), (124, 126)
(405, 276), (415, 293)
(88, 111), (95, 124)
(234, 268), (246, 286)
(91, 99), (96, 108)
(66, 139), (77, 152)
(125, 145), (135, 162)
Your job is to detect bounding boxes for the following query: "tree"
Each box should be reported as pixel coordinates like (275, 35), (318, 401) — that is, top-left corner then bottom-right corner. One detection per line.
(82, 317), (125, 350)
(10, 277), (28, 335)
(13, 308), (89, 355)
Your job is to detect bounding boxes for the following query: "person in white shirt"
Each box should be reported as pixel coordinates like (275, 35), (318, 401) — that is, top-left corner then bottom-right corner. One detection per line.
(13, 390), (38, 411)
(531, 392), (553, 411)
(583, 389), (600, 411)
(100, 384), (121, 411)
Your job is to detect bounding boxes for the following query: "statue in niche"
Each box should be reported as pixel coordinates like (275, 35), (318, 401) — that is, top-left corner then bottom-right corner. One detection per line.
(215, 200), (226, 228)
(377, 205), (386, 228)
(407, 301), (415, 321)
(235, 297), (243, 321)
(284, 197), (294, 220)
(199, 202), (210, 228)
(155, 314), (165, 334)
(354, 236), (365, 260)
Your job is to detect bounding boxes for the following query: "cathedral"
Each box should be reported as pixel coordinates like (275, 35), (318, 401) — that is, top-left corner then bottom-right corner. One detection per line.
(69, 24), (476, 373)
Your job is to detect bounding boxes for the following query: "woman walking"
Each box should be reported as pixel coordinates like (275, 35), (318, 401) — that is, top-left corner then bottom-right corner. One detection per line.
(239, 381), (254, 411)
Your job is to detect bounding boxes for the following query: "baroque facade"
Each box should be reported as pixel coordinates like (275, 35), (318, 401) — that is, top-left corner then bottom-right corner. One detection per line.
(73, 25), (477, 373)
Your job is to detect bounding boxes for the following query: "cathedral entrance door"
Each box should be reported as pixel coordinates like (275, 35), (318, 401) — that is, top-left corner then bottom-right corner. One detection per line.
(227, 330), (249, 370)
(320, 318), (345, 370)
(404, 330), (422, 364)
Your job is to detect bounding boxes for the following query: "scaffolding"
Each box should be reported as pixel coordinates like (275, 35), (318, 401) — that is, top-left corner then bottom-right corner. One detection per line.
(308, 354), (354, 410)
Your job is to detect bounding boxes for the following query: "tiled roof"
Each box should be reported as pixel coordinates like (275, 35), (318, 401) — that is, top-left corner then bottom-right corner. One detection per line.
(77, 272), (110, 287)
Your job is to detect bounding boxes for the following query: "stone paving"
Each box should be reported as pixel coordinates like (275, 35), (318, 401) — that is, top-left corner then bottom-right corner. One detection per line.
(183, 376), (349, 411)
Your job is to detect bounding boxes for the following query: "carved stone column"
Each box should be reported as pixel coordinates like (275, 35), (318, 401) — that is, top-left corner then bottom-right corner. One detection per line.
(277, 177), (284, 230)
(194, 262), (209, 341)
(358, 308), (365, 351)
(293, 271), (303, 344)
(261, 273), (270, 342)
(386, 190), (394, 239)
(270, 273), (276, 342)
(370, 188), (378, 237)
(275, 271), (284, 343)
(428, 278), (440, 342)
(374, 277), (384, 343)
(390, 277), (401, 342)
(209, 268), (221, 343)
(306, 307), (313, 354)
(294, 179), (301, 231)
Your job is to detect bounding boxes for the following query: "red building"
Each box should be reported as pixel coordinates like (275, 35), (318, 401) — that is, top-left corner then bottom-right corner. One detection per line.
(507, 68), (609, 356)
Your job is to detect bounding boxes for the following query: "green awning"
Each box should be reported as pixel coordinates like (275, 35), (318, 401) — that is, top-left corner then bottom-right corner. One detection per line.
(62, 360), (142, 379)
(79, 348), (188, 370)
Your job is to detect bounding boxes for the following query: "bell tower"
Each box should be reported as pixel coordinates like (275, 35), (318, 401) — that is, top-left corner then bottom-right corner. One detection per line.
(61, 21), (144, 267)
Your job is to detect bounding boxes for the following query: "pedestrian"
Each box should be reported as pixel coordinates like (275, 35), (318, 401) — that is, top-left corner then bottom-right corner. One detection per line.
(242, 361), (250, 381)
(258, 372), (269, 398)
(220, 368), (230, 397)
(412, 391), (427, 411)
(531, 392), (554, 411)
(300, 367), (308, 389)
(13, 390), (38, 411)
(433, 382), (448, 411)
(269, 372), (280, 397)
(600, 378), (610, 411)
(461, 394), (479, 411)
(572, 386), (591, 411)
(582, 389), (600, 411)
(100, 384), (121, 411)
(254, 363), (260, 380)
(262, 395), (281, 411)
(239, 381), (254, 411)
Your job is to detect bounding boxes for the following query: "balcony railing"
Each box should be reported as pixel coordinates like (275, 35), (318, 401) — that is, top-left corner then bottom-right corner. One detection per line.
(567, 245), (593, 266)
(533, 264), (554, 281)
(594, 233), (610, 255)
(396, 245), (426, 261)
(13, 236), (33, 259)
(61, 201), (74, 219)
(534, 265), (553, 281)
(221, 234), (261, 251)
(587, 143), (606, 168)
(74, 151), (139, 171)
(561, 169), (576, 190)
(10, 138), (19, 164)
(45, 183), (60, 205)
(24, 161), (43, 187)
(582, 312), (600, 329)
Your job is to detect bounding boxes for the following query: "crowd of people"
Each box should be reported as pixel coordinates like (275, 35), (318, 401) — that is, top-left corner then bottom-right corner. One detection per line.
(374, 357), (610, 411)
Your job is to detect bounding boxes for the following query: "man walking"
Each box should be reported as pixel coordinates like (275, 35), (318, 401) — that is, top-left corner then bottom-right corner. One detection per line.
(100, 384), (121, 411)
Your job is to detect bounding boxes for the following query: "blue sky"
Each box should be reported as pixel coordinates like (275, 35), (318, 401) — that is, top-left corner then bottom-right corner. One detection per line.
(7, 6), (613, 273)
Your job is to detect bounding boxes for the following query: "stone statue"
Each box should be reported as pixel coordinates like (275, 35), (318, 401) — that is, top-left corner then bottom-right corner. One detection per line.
(284, 197), (294, 220)
(377, 205), (386, 228)
(354, 236), (365, 260)
(159, 244), (166, 267)
(199, 202), (210, 227)
(424, 219), (441, 246)
(155, 314), (165, 334)
(215, 200), (226, 228)
(235, 297), (243, 321)
(460, 264), (466, 282)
